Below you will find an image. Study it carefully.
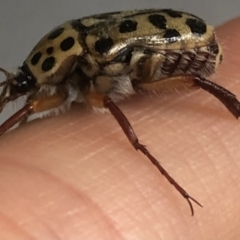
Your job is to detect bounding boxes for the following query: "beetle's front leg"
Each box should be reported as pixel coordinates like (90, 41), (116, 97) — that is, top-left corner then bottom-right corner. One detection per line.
(137, 74), (240, 119)
(0, 92), (68, 136)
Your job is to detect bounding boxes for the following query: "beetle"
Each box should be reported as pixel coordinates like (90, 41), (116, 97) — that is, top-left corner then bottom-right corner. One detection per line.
(0, 9), (239, 215)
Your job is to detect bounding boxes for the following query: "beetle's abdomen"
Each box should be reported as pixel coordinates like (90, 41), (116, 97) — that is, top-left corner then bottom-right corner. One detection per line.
(130, 36), (222, 82)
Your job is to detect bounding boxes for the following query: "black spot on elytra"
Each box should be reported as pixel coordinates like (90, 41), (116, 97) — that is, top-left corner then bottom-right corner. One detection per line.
(148, 14), (167, 29)
(119, 20), (138, 33)
(60, 37), (75, 51)
(46, 47), (53, 54)
(42, 57), (55, 72)
(95, 37), (114, 54)
(47, 27), (64, 40)
(163, 29), (181, 43)
(31, 51), (42, 65)
(161, 9), (182, 18)
(186, 18), (207, 35)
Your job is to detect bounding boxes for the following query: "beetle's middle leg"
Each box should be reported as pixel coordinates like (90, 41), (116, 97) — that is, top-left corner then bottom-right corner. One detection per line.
(84, 92), (202, 215)
(137, 74), (240, 119)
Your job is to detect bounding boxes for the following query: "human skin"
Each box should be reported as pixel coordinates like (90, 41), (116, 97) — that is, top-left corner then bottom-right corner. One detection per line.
(0, 17), (240, 240)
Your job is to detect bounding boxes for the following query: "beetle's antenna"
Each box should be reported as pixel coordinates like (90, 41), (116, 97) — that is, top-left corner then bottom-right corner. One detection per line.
(0, 81), (6, 86)
(0, 67), (13, 86)
(0, 67), (16, 113)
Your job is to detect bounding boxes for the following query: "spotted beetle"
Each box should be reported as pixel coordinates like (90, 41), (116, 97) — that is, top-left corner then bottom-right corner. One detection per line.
(0, 9), (239, 215)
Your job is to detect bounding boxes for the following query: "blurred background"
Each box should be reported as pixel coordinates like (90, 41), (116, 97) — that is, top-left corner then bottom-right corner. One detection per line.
(0, 0), (239, 123)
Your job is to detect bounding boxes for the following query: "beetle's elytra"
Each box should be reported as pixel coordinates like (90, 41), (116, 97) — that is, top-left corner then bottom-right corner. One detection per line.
(0, 8), (239, 215)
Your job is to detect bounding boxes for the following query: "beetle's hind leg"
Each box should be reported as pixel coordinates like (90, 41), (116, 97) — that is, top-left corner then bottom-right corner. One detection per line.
(137, 74), (240, 119)
(194, 76), (240, 119)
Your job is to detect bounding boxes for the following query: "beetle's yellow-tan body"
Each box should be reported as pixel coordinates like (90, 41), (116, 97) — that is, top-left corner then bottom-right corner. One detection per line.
(21, 8), (222, 109)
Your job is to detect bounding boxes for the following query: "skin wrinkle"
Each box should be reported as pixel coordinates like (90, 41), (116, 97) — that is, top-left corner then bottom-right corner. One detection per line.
(0, 212), (35, 240)
(121, 164), (159, 214)
(93, 177), (127, 203)
(211, 125), (232, 153)
(209, 129), (233, 183)
(174, 125), (216, 216)
(91, 178), (141, 239)
(128, 173), (179, 239)
(89, 157), (121, 184)
(120, 152), (194, 239)
(44, 131), (78, 148)
(228, 158), (240, 188)
(29, 216), (64, 240)
(199, 177), (218, 217)
(0, 159), (124, 240)
(192, 131), (213, 162)
(208, 123), (240, 189)
(109, 196), (160, 240)
(105, 152), (175, 238)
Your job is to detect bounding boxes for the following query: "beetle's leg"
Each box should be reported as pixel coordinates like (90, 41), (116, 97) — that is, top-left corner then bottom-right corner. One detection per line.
(85, 92), (202, 215)
(194, 76), (240, 119)
(0, 92), (68, 136)
(137, 74), (240, 119)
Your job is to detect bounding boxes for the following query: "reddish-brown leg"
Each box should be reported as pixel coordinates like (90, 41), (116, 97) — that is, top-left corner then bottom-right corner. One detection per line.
(0, 93), (68, 136)
(194, 76), (240, 118)
(102, 95), (202, 216)
(83, 92), (202, 215)
(0, 103), (33, 136)
(138, 74), (240, 119)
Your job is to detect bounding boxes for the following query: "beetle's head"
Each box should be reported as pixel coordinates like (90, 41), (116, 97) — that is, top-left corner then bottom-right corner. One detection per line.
(0, 65), (36, 112)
